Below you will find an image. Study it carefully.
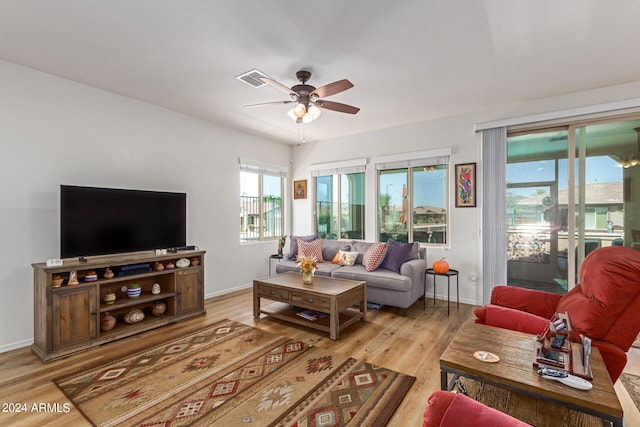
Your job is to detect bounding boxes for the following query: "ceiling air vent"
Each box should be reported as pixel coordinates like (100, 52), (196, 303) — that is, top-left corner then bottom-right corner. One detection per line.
(236, 69), (269, 88)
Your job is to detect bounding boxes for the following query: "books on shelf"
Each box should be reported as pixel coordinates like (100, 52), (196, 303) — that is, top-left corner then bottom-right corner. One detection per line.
(296, 309), (327, 321)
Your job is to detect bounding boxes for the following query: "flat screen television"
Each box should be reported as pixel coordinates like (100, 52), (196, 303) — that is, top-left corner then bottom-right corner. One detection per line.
(60, 185), (187, 259)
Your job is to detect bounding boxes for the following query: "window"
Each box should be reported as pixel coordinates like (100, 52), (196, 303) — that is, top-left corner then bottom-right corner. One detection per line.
(312, 159), (367, 240)
(239, 160), (286, 242)
(315, 173), (365, 239)
(376, 150), (450, 245)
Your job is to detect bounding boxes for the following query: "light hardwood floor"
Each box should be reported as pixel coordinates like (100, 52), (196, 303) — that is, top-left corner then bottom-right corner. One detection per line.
(1, 289), (639, 426)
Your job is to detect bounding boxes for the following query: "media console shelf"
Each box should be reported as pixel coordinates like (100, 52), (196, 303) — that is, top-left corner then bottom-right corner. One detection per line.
(32, 249), (205, 362)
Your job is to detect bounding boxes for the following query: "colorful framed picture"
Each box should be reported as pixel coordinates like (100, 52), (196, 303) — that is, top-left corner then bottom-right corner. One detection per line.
(293, 179), (307, 199)
(455, 163), (476, 207)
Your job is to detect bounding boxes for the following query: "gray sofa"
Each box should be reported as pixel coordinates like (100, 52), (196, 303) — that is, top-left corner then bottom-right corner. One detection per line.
(275, 238), (427, 315)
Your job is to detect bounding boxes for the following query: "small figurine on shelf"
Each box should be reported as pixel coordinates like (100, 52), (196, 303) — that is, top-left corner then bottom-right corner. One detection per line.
(68, 271), (79, 286)
(103, 289), (116, 304)
(154, 261), (165, 271)
(278, 235), (287, 256)
(103, 267), (115, 279)
(151, 283), (161, 295)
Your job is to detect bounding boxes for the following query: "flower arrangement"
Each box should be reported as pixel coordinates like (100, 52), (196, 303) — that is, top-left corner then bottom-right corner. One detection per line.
(296, 255), (319, 274)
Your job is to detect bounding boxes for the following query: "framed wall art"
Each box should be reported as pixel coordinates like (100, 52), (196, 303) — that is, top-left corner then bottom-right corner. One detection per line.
(455, 163), (476, 207)
(293, 179), (307, 199)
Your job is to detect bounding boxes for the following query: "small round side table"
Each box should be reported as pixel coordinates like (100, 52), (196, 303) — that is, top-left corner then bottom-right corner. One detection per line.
(425, 268), (459, 315)
(269, 254), (283, 276)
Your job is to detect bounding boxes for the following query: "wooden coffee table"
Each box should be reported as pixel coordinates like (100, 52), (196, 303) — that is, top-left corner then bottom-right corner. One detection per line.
(253, 272), (366, 340)
(440, 322), (623, 426)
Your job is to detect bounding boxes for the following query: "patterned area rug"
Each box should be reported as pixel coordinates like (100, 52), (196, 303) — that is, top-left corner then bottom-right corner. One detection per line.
(621, 373), (640, 413)
(55, 319), (414, 426)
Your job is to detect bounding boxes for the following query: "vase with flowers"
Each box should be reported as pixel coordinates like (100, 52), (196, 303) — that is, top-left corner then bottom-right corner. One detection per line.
(297, 255), (319, 285)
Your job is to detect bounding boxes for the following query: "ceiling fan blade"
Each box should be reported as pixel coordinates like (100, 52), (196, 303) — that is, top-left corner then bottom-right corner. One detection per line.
(243, 100), (294, 108)
(311, 79), (354, 98)
(316, 100), (360, 114)
(260, 77), (298, 99)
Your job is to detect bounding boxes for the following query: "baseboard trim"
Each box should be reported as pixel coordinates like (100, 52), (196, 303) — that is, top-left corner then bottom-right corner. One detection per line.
(204, 283), (252, 300)
(0, 338), (34, 354)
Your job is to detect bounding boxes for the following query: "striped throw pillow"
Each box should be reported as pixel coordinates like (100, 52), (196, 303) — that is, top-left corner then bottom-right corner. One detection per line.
(297, 238), (324, 263)
(363, 242), (388, 271)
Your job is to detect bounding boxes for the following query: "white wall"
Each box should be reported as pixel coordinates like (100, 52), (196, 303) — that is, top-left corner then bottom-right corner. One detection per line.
(3, 56), (639, 353)
(0, 60), (291, 352)
(290, 81), (640, 308)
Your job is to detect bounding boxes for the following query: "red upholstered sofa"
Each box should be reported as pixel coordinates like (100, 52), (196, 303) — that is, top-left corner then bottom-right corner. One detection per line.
(423, 391), (528, 426)
(474, 246), (640, 383)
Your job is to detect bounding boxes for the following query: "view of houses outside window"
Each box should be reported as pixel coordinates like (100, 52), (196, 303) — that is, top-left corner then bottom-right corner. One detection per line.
(315, 172), (365, 240)
(507, 118), (640, 292)
(240, 171), (283, 242)
(378, 164), (448, 245)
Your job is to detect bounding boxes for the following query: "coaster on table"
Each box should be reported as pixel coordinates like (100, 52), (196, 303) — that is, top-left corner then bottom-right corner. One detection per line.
(473, 351), (500, 363)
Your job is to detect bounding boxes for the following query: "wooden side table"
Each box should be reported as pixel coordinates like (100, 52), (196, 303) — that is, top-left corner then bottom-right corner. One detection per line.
(425, 268), (459, 315)
(269, 254), (283, 276)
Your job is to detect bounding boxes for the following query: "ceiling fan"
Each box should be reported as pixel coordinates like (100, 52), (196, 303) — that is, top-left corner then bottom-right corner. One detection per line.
(244, 70), (360, 123)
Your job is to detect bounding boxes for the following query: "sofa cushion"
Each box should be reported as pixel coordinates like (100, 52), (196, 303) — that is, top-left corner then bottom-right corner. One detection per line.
(332, 250), (358, 266)
(381, 239), (414, 273)
(322, 239), (350, 262)
(332, 264), (413, 292)
(297, 238), (324, 263)
(288, 235), (317, 260)
(363, 242), (388, 271)
(350, 241), (373, 264)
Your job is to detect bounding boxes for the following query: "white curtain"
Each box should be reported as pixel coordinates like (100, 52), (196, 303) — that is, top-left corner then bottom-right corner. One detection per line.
(481, 127), (507, 304)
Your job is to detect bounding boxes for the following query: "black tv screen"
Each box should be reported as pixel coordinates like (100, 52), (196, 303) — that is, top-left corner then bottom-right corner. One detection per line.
(60, 185), (186, 259)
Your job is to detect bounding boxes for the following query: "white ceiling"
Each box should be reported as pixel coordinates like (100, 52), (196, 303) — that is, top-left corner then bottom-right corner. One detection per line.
(2, 1), (640, 144)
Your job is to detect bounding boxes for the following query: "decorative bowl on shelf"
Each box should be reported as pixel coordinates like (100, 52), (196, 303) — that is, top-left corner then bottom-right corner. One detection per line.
(165, 262), (175, 270)
(123, 309), (145, 324)
(190, 257), (200, 266)
(84, 270), (98, 282)
(176, 258), (190, 268)
(52, 275), (64, 288)
(127, 284), (142, 298)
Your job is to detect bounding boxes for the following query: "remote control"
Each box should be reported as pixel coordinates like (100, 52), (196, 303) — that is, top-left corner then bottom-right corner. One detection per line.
(538, 366), (593, 390)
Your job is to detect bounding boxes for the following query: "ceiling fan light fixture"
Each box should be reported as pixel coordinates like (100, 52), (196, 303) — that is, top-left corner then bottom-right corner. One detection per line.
(293, 103), (307, 118)
(302, 105), (322, 123)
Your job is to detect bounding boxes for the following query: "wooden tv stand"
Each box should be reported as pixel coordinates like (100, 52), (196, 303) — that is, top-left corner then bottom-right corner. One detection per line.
(32, 249), (206, 362)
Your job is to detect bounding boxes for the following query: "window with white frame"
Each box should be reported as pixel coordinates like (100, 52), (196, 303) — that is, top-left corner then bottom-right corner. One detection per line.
(376, 150), (450, 245)
(240, 159), (286, 242)
(312, 159), (366, 240)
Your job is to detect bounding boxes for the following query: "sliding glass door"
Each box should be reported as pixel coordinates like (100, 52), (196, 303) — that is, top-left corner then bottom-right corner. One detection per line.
(506, 118), (640, 292)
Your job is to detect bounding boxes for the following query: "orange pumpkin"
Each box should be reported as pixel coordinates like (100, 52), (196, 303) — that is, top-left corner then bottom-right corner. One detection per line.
(432, 258), (450, 274)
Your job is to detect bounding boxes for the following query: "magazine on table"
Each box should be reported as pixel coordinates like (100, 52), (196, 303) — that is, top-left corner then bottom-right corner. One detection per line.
(296, 309), (328, 321)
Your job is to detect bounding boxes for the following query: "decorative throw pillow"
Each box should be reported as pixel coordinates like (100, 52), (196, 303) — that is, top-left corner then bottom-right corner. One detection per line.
(297, 238), (324, 263)
(362, 242), (388, 272)
(380, 239), (414, 273)
(288, 235), (316, 260)
(332, 250), (358, 266)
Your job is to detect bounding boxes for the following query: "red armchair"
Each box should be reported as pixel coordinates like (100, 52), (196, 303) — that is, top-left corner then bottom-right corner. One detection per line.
(474, 246), (640, 383)
(423, 391), (528, 426)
